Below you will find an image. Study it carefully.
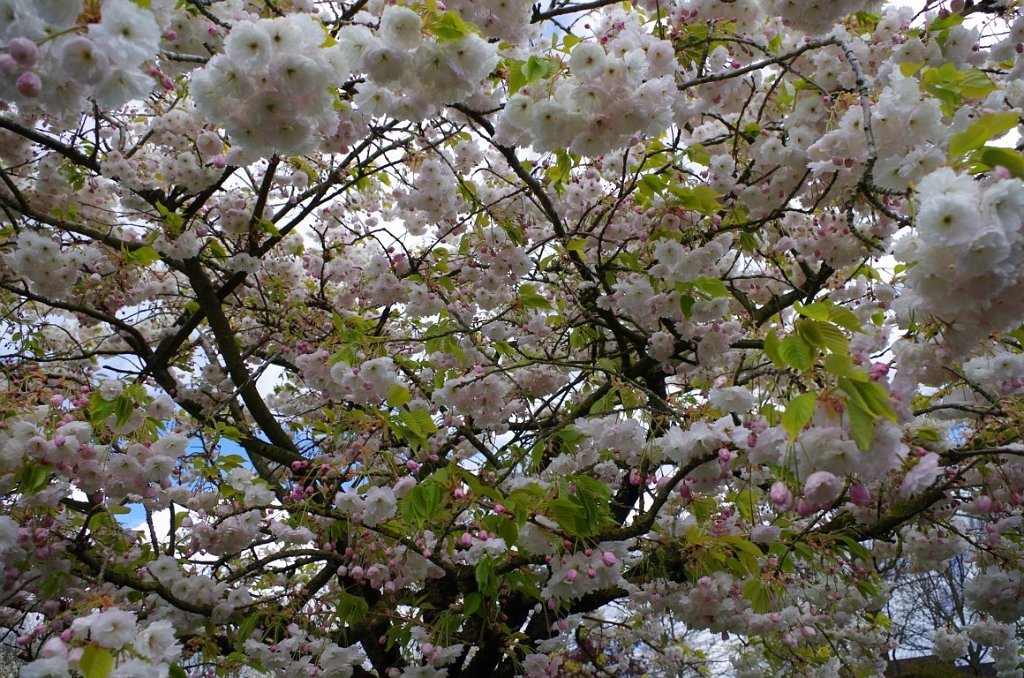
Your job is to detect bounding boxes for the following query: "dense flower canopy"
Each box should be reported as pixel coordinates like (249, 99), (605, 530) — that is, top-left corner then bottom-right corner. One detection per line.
(1, 0), (1024, 676)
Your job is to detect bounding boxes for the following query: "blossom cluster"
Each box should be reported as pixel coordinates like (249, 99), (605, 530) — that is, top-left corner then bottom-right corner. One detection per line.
(191, 14), (345, 158)
(0, 0), (161, 117)
(895, 169), (1024, 365)
(495, 12), (679, 156)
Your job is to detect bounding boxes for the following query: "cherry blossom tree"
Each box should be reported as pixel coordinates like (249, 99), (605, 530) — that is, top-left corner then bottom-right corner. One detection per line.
(1, 0), (1024, 676)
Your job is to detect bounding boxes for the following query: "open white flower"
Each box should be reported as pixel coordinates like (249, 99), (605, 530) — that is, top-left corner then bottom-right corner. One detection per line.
(709, 386), (755, 413)
(224, 21), (273, 69)
(88, 0), (160, 66)
(380, 5), (422, 50)
(915, 196), (982, 247)
(135, 620), (182, 663)
(71, 608), (138, 649)
(570, 42), (605, 80)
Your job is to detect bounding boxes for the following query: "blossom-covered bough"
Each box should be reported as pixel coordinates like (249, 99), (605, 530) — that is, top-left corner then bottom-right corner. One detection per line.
(1, 0), (1023, 675)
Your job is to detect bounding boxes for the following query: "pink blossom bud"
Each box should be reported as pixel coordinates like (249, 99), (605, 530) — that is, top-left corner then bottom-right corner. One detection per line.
(49, 395), (64, 408)
(565, 568), (578, 583)
(769, 482), (792, 510)
(7, 37), (38, 68)
(15, 71), (41, 97)
(587, 568), (597, 579)
(494, 503), (506, 514)
(974, 495), (994, 513)
(796, 500), (815, 517)
(601, 551), (618, 567)
(0, 54), (17, 74)
(849, 484), (870, 507)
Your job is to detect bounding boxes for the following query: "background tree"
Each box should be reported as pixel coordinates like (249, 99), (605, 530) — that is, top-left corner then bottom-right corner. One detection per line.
(0, 0), (1023, 677)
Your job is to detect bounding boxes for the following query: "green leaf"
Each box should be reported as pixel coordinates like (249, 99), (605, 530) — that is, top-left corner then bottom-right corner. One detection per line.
(399, 481), (446, 528)
(113, 394), (135, 427)
(690, 277), (731, 298)
(948, 111), (1019, 158)
(834, 534), (872, 563)
(506, 58), (527, 94)
(793, 301), (830, 321)
(795, 318), (824, 349)
(742, 579), (774, 614)
(797, 320), (849, 355)
(386, 384), (412, 408)
(547, 149), (573, 184)
(763, 329), (784, 368)
(463, 592), (483, 616)
(927, 11), (963, 31)
(640, 173), (666, 195)
(125, 245), (160, 267)
(475, 556), (498, 597)
(397, 409), (437, 437)
(687, 143), (710, 166)
(827, 305), (862, 332)
(958, 68), (998, 98)
(679, 294), (695, 319)
(572, 475), (611, 505)
(847, 398), (874, 450)
(431, 11), (472, 41)
(823, 353), (860, 379)
(840, 376), (897, 451)
(15, 464), (51, 494)
(839, 377), (897, 423)
(523, 55), (559, 84)
(779, 335), (814, 371)
(781, 392), (817, 441)
(519, 284), (552, 310)
(816, 323), (849, 355)
(169, 665), (188, 678)
(669, 184), (722, 214)
(547, 497), (585, 532)
(337, 591), (369, 625)
(236, 614), (260, 644)
(80, 646), (114, 678)
(899, 61), (923, 77)
(975, 146), (1024, 179)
